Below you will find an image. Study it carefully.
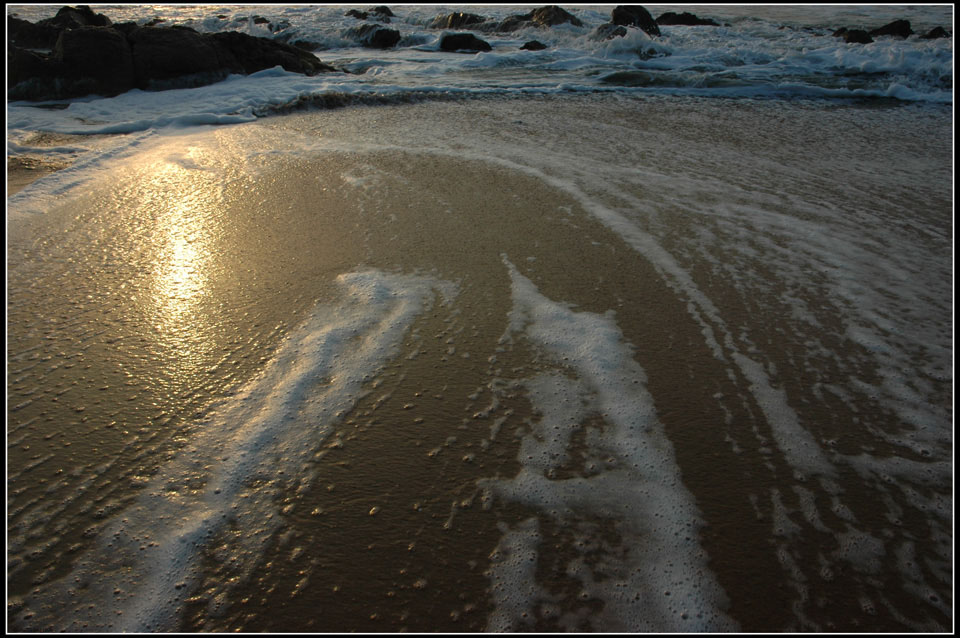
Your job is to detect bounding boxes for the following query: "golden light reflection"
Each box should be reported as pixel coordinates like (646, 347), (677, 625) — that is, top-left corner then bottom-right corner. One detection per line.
(142, 153), (220, 368)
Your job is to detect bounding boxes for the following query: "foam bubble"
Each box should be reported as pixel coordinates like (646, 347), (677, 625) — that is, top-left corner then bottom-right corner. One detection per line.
(482, 258), (737, 632)
(13, 268), (454, 632)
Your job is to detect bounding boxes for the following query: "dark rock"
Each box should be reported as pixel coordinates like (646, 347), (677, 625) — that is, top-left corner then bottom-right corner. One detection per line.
(345, 10), (368, 20)
(8, 46), (57, 94)
(520, 40), (547, 51)
(430, 12), (486, 30)
(290, 39), (322, 51)
(655, 11), (719, 26)
(920, 26), (950, 39)
(527, 6), (583, 28)
(128, 26), (233, 87)
(9, 11), (337, 101)
(868, 19), (912, 39)
(54, 26), (135, 95)
(492, 15), (530, 33)
(611, 5), (660, 37)
(439, 33), (492, 53)
(112, 21), (140, 36)
(144, 17), (165, 27)
(372, 6), (395, 18)
(592, 23), (627, 40)
(834, 28), (874, 44)
(40, 5), (112, 29)
(208, 31), (336, 74)
(348, 23), (401, 49)
(252, 16), (269, 25)
(8, 15), (63, 49)
(486, 6), (583, 33)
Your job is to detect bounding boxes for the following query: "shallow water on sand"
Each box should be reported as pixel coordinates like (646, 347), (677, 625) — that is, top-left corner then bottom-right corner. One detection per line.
(7, 95), (953, 632)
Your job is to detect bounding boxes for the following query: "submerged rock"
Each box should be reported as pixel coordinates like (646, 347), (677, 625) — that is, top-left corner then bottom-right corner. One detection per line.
(611, 5), (660, 37)
(592, 23), (628, 41)
(349, 23), (401, 49)
(345, 9), (368, 21)
(656, 11), (719, 27)
(439, 33), (492, 53)
(520, 40), (547, 51)
(868, 19), (913, 39)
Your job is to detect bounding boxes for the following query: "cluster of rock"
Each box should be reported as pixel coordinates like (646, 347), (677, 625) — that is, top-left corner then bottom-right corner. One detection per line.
(8, 5), (952, 102)
(832, 19), (950, 44)
(8, 5), (337, 101)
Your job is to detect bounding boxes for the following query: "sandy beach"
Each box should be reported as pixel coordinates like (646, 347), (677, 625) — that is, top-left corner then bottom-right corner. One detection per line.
(8, 94), (953, 632)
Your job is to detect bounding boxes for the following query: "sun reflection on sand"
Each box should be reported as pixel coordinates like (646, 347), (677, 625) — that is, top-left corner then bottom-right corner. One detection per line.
(143, 153), (222, 370)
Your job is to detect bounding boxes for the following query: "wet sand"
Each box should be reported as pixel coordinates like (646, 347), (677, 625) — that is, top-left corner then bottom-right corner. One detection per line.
(7, 95), (953, 632)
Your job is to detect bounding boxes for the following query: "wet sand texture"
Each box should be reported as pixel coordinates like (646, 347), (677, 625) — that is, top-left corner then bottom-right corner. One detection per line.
(7, 96), (953, 632)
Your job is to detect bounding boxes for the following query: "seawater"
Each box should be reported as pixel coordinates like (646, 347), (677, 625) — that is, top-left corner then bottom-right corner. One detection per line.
(8, 92), (952, 632)
(6, 3), (955, 633)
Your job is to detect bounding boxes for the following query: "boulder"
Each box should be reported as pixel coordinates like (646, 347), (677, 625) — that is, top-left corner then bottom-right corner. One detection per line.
(208, 30), (336, 74)
(527, 6), (583, 28)
(39, 5), (112, 29)
(655, 11), (719, 26)
(372, 6), (394, 18)
(349, 23), (401, 48)
(491, 15), (530, 33)
(868, 19), (912, 39)
(611, 5), (660, 37)
(345, 9), (368, 20)
(54, 26), (135, 95)
(9, 17), (337, 101)
(920, 26), (949, 39)
(9, 5), (112, 49)
(592, 23), (628, 40)
(520, 40), (547, 50)
(8, 15), (63, 49)
(429, 12), (486, 30)
(127, 25), (231, 86)
(439, 33), (492, 52)
(486, 6), (583, 33)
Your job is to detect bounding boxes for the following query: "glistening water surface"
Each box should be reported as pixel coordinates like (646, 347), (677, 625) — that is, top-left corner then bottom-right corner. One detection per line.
(7, 95), (953, 632)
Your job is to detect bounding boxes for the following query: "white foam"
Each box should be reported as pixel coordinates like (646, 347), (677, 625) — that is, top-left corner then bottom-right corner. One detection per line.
(14, 268), (454, 632)
(482, 257), (737, 632)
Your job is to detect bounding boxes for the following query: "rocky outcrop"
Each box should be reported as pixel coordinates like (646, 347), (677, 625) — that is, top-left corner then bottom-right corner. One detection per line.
(520, 40), (547, 51)
(656, 12), (719, 27)
(868, 19), (912, 39)
(439, 33), (492, 53)
(345, 10), (368, 21)
(429, 12), (485, 30)
(349, 23), (401, 48)
(611, 6), (660, 37)
(9, 9), (337, 101)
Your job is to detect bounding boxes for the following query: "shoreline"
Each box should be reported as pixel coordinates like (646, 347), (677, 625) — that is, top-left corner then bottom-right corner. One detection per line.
(8, 95), (953, 632)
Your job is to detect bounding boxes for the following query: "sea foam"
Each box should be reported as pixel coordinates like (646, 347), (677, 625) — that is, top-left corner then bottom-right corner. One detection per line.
(11, 269), (456, 632)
